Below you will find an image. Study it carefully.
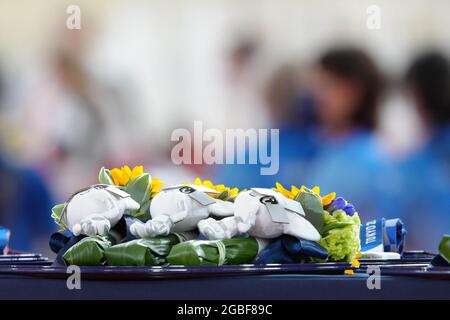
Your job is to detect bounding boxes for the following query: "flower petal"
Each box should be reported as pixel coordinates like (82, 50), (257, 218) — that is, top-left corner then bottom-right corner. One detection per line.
(203, 180), (214, 188)
(275, 182), (293, 199)
(322, 192), (336, 206)
(122, 165), (132, 178)
(131, 166), (144, 179)
(110, 169), (123, 186)
(312, 186), (321, 195)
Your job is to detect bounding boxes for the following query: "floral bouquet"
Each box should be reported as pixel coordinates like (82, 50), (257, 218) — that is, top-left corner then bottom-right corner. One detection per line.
(49, 165), (364, 267)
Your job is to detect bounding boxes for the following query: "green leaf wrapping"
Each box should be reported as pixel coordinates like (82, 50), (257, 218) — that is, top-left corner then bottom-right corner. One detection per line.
(133, 199), (151, 221)
(294, 188), (324, 233)
(167, 237), (259, 266)
(51, 203), (67, 230)
(98, 167), (114, 185)
(439, 235), (450, 264)
(105, 235), (181, 266)
(217, 191), (238, 202)
(125, 173), (151, 209)
(63, 236), (112, 266)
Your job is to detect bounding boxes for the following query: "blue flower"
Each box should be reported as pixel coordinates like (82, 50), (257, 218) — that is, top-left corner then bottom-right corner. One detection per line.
(325, 197), (356, 216)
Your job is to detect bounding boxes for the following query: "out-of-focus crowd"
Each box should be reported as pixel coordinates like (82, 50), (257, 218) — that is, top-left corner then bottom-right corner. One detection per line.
(0, 1), (449, 254)
(215, 46), (450, 252)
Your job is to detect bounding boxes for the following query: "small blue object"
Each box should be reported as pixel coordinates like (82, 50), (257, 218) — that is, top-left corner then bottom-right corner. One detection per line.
(0, 226), (11, 254)
(360, 218), (407, 254)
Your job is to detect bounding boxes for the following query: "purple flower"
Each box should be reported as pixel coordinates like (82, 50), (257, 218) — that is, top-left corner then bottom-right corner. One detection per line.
(343, 204), (356, 216)
(325, 197), (356, 216)
(325, 197), (346, 211)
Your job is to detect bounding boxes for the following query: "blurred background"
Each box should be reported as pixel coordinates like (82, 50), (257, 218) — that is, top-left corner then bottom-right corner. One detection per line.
(0, 0), (449, 254)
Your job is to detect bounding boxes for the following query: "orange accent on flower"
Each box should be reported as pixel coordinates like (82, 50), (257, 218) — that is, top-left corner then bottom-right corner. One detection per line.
(321, 192), (336, 206)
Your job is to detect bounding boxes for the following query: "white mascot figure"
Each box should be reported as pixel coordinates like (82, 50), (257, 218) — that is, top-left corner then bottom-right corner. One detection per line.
(60, 184), (140, 236)
(198, 188), (321, 241)
(130, 185), (235, 238)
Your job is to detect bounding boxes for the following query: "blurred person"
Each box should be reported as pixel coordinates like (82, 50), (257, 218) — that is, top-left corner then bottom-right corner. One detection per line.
(214, 63), (318, 188)
(305, 47), (389, 221)
(223, 34), (271, 130)
(21, 28), (144, 201)
(0, 65), (55, 253)
(391, 51), (450, 251)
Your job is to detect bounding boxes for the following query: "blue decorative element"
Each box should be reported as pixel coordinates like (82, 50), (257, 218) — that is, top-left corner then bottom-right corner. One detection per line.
(360, 218), (407, 254)
(255, 235), (328, 264)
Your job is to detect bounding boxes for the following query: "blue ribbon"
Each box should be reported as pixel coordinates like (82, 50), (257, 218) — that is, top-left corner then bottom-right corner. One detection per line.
(255, 235), (328, 264)
(360, 218), (407, 254)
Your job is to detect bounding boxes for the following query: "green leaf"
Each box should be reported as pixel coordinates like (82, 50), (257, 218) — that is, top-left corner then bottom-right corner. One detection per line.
(439, 235), (450, 264)
(105, 235), (181, 266)
(217, 191), (229, 201)
(167, 237), (258, 266)
(98, 167), (114, 185)
(51, 203), (68, 230)
(132, 199), (151, 221)
(125, 173), (151, 207)
(63, 236), (112, 266)
(294, 187), (324, 233)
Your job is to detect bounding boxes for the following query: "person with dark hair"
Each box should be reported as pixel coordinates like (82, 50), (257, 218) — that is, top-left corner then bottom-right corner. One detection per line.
(315, 48), (383, 131)
(405, 52), (450, 125)
(304, 47), (388, 222)
(392, 51), (450, 250)
(213, 62), (319, 189)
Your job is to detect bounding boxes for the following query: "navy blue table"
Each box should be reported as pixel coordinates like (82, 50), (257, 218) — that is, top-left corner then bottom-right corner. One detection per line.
(1, 273), (449, 300)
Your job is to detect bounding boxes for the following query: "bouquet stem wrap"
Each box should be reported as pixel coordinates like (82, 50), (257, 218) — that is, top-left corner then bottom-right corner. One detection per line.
(167, 237), (258, 266)
(63, 234), (184, 266)
(63, 236), (112, 266)
(105, 235), (182, 266)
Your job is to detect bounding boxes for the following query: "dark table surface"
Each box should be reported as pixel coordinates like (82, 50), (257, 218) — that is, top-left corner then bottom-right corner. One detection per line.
(1, 264), (449, 300)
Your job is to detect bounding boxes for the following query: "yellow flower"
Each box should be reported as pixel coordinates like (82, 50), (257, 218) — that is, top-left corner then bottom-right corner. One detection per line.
(274, 182), (296, 199)
(273, 182), (336, 206)
(150, 177), (164, 198)
(110, 165), (144, 186)
(193, 178), (239, 199)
